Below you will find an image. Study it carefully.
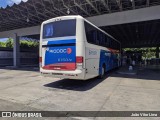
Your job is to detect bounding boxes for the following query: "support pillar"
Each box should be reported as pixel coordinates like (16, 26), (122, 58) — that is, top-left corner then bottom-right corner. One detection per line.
(13, 33), (20, 67)
(156, 46), (159, 58)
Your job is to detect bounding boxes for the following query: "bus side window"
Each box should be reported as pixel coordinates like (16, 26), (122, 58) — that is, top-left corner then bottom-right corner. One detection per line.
(88, 30), (93, 44)
(85, 22), (93, 44)
(108, 37), (111, 48)
(85, 21), (97, 45)
(105, 36), (108, 48)
(113, 41), (115, 49)
(96, 30), (101, 45)
(93, 30), (99, 45)
(99, 32), (105, 47)
(116, 42), (118, 50)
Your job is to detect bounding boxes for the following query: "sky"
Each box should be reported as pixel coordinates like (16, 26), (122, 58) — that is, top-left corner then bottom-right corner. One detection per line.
(0, 0), (28, 9)
(0, 38), (8, 42)
(0, 37), (38, 42)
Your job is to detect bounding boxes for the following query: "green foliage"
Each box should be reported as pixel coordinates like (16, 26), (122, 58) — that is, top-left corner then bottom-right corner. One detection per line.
(142, 48), (156, 59)
(0, 38), (39, 48)
(124, 47), (156, 59)
(20, 40), (39, 48)
(0, 42), (6, 47)
(5, 38), (14, 48)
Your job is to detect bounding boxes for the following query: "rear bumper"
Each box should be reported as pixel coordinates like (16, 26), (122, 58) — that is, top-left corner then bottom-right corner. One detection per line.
(40, 68), (86, 80)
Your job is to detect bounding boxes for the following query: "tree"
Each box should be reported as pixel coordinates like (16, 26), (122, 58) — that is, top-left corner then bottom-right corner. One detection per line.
(0, 38), (39, 48)
(5, 38), (13, 48)
(20, 40), (39, 48)
(0, 42), (6, 47)
(124, 47), (156, 59)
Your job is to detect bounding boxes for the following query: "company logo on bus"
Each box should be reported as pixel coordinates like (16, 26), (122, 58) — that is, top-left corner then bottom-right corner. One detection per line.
(46, 48), (72, 54)
(67, 48), (72, 54)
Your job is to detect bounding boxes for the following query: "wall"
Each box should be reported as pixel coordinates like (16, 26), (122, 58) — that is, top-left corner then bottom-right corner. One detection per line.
(0, 47), (38, 66)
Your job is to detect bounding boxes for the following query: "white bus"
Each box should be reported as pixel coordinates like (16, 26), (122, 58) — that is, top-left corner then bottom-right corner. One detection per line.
(40, 15), (121, 80)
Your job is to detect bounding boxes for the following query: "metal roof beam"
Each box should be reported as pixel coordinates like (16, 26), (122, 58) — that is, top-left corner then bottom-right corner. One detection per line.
(87, 5), (160, 26)
(0, 10), (33, 26)
(99, 0), (111, 12)
(74, 0), (91, 16)
(49, 0), (66, 15)
(27, 3), (51, 20)
(5, 8), (38, 25)
(28, 1), (43, 22)
(123, 43), (160, 48)
(39, 0), (58, 17)
(19, 4), (44, 22)
(61, 0), (78, 15)
(86, 0), (100, 15)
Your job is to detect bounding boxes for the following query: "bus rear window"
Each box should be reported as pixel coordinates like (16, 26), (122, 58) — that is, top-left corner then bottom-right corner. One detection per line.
(43, 19), (76, 39)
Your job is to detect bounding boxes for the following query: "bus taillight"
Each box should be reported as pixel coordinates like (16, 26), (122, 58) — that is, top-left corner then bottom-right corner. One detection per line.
(39, 57), (42, 67)
(76, 56), (83, 69)
(39, 57), (42, 63)
(76, 56), (83, 63)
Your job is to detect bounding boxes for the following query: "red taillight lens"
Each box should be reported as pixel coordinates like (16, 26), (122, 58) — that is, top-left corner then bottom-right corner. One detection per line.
(39, 57), (42, 63)
(76, 56), (83, 63)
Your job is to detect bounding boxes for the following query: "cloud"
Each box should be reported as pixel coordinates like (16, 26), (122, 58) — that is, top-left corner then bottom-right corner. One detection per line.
(0, 0), (28, 8)
(10, 0), (22, 5)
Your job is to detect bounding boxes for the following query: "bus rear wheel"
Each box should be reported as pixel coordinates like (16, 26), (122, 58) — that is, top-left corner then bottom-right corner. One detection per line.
(99, 65), (105, 79)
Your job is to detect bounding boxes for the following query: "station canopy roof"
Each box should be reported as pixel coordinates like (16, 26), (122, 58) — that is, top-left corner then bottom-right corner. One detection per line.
(0, 0), (160, 48)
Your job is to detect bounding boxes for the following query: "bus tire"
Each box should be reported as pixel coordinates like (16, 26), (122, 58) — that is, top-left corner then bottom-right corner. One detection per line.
(99, 65), (105, 79)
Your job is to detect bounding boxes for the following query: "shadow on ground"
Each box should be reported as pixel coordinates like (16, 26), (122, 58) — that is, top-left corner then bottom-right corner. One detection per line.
(43, 72), (112, 91)
(112, 66), (160, 81)
(0, 66), (39, 72)
(43, 66), (160, 91)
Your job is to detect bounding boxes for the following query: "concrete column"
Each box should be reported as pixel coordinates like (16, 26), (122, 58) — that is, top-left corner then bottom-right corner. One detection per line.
(156, 47), (159, 58)
(13, 33), (20, 67)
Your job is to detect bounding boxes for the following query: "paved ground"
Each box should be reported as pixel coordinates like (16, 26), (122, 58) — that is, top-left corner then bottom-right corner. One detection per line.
(0, 66), (160, 120)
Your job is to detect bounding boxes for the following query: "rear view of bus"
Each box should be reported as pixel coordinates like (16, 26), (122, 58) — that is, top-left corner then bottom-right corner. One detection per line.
(40, 16), (86, 80)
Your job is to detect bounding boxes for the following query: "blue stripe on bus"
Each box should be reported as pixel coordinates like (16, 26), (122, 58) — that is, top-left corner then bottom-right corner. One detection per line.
(47, 39), (76, 45)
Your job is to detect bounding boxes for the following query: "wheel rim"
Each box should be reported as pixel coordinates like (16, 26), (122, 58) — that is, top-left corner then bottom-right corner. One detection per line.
(102, 67), (104, 76)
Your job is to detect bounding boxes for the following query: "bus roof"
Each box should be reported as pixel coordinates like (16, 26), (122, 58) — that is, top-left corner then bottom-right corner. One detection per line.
(42, 15), (83, 24)
(42, 15), (120, 44)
